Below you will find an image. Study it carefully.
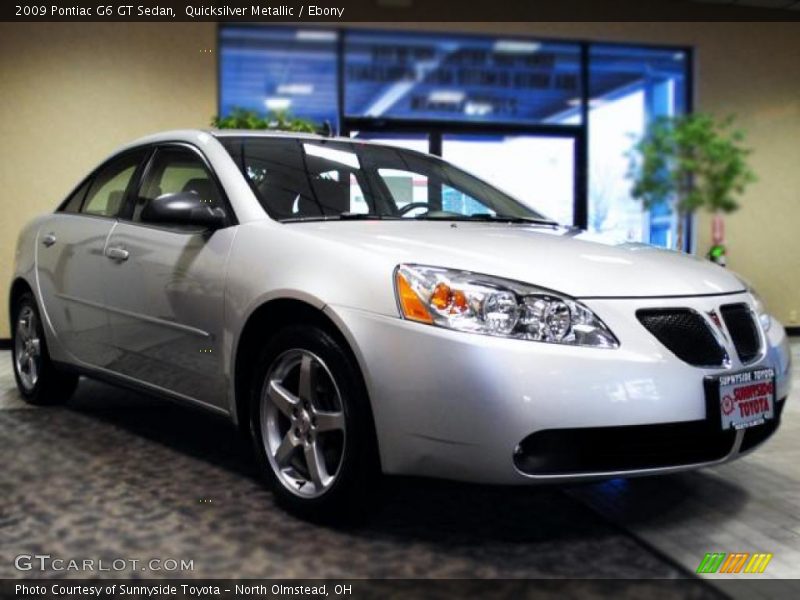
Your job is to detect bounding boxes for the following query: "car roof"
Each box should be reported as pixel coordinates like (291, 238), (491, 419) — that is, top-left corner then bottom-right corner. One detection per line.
(115, 129), (437, 165)
(121, 128), (373, 150)
(210, 129), (328, 140)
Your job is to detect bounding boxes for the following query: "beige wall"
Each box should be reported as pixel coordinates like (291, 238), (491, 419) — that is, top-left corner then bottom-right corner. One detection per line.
(0, 22), (217, 337)
(1, 21), (798, 337)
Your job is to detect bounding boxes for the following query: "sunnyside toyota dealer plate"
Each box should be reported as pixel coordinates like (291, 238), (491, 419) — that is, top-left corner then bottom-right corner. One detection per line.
(707, 367), (776, 431)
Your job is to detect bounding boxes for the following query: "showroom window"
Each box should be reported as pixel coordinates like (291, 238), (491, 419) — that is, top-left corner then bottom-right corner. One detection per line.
(219, 26), (339, 128)
(218, 27), (691, 249)
(588, 45), (689, 247)
(343, 30), (582, 125)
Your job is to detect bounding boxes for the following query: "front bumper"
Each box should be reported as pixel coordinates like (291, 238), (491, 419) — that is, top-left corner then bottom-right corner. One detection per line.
(330, 291), (791, 484)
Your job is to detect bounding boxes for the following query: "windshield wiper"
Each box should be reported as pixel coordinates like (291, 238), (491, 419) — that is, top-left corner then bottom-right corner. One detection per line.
(475, 214), (558, 225)
(338, 212), (400, 220)
(416, 213), (558, 226)
(282, 213), (399, 223)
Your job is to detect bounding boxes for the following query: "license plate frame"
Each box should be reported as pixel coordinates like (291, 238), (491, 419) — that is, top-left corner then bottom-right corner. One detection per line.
(704, 367), (776, 431)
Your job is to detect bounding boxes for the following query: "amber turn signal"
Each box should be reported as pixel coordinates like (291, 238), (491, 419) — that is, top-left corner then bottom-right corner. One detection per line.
(396, 271), (434, 323)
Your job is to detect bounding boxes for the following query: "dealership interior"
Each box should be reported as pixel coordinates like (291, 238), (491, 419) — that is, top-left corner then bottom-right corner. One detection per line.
(0, 6), (799, 594)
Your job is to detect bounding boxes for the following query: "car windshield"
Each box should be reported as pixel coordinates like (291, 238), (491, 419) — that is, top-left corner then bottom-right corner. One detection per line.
(218, 136), (554, 224)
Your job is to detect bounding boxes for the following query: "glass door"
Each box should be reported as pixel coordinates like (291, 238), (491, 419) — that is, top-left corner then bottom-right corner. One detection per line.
(441, 134), (576, 226)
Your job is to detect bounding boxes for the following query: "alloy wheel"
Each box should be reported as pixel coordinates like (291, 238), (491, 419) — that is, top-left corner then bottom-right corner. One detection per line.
(14, 305), (42, 392)
(261, 349), (347, 498)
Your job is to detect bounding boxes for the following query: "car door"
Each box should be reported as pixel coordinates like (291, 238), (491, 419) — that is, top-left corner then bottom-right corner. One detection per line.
(35, 149), (147, 368)
(102, 144), (235, 410)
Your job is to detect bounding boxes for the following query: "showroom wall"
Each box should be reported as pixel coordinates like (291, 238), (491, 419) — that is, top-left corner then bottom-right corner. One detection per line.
(0, 23), (218, 339)
(0, 20), (798, 338)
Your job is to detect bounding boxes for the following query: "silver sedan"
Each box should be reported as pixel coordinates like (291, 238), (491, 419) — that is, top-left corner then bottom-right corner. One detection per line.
(10, 130), (791, 519)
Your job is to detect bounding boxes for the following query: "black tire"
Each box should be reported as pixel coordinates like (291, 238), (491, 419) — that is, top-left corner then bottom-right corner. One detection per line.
(11, 292), (78, 405)
(249, 323), (378, 522)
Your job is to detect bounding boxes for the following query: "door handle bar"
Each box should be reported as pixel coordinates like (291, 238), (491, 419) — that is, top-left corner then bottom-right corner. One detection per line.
(106, 246), (130, 262)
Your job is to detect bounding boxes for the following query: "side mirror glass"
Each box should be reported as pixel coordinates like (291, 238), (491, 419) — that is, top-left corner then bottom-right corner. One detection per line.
(140, 192), (227, 230)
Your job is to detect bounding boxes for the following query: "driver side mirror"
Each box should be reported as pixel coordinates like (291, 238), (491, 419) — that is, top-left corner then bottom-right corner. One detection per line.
(140, 192), (227, 230)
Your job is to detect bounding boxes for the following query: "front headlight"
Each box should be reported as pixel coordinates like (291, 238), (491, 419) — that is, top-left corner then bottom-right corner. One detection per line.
(394, 264), (619, 348)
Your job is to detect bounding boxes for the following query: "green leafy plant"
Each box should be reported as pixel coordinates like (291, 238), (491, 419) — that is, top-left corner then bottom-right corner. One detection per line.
(212, 108), (322, 134)
(627, 114), (756, 251)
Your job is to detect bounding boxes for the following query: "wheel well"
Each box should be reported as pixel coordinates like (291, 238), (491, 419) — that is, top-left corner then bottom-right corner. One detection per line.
(8, 278), (33, 325)
(233, 299), (371, 436)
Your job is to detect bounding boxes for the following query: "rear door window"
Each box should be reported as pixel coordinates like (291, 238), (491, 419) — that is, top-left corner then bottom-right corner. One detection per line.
(82, 150), (147, 217)
(60, 180), (91, 213)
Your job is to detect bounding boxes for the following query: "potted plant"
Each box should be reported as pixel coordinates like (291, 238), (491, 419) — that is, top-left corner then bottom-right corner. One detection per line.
(212, 108), (325, 134)
(627, 114), (756, 258)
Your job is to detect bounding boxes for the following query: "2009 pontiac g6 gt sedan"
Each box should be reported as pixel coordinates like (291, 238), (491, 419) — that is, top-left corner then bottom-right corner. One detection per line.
(10, 130), (791, 517)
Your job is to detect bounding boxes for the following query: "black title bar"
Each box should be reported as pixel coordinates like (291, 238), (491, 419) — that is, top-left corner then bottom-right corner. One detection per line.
(4, 0), (800, 22)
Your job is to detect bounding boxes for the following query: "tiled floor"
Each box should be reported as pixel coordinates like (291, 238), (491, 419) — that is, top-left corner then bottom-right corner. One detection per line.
(0, 344), (797, 594)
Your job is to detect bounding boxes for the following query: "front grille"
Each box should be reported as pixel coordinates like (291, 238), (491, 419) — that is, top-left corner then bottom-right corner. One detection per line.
(514, 420), (737, 475)
(637, 309), (727, 367)
(721, 303), (761, 364)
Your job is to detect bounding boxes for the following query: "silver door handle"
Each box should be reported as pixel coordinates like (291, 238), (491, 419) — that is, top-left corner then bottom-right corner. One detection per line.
(106, 246), (130, 262)
(42, 233), (56, 247)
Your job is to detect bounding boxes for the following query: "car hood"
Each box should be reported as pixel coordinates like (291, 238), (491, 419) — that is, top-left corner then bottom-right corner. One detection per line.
(287, 220), (745, 298)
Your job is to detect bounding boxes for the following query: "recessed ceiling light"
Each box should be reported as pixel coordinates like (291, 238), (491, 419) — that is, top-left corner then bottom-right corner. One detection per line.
(265, 97), (292, 111)
(295, 30), (336, 42)
(276, 84), (314, 95)
(428, 90), (466, 104)
(464, 101), (494, 116)
(493, 40), (542, 54)
(567, 97), (606, 108)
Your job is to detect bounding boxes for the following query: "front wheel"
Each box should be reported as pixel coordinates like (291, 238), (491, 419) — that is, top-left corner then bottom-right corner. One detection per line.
(250, 324), (377, 521)
(11, 292), (78, 405)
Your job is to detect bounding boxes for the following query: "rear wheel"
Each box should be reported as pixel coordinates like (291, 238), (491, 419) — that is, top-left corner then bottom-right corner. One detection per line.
(250, 324), (377, 521)
(11, 292), (78, 405)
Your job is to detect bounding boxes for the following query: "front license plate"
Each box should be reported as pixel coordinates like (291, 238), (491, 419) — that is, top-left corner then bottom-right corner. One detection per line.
(710, 367), (776, 431)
